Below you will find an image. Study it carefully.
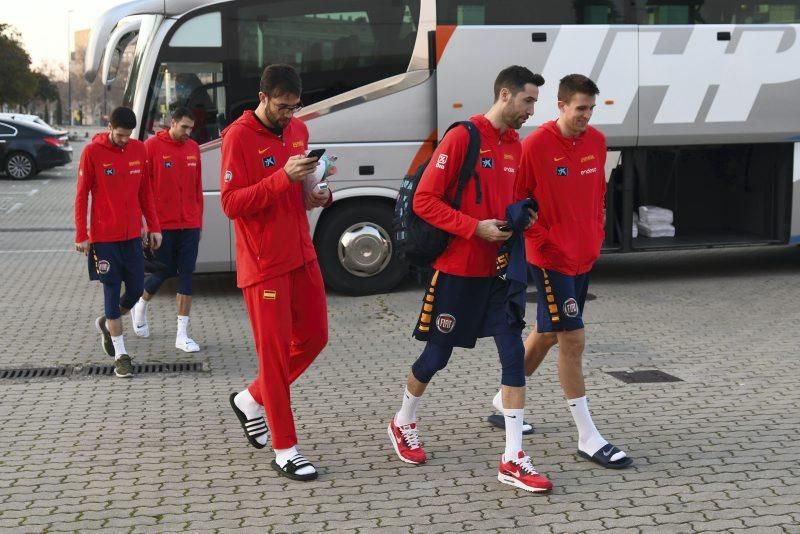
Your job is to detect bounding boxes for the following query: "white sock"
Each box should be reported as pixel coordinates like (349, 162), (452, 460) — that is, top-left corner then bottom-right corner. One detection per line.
(111, 335), (127, 359)
(568, 396), (608, 455)
(177, 315), (189, 338)
(234, 389), (267, 446)
(274, 446), (315, 476)
(492, 390), (503, 412)
(395, 387), (421, 426)
(503, 408), (524, 461)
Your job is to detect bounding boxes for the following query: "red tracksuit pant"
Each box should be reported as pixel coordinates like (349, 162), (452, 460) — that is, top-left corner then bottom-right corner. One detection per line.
(243, 260), (328, 449)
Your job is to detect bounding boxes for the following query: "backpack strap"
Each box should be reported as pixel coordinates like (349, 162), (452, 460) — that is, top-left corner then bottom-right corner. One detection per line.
(444, 121), (482, 209)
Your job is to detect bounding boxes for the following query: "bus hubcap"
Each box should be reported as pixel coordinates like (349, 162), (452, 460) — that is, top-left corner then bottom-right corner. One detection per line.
(337, 222), (392, 277)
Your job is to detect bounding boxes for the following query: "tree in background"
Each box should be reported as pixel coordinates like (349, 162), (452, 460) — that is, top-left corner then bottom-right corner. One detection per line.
(32, 72), (60, 125)
(0, 23), (37, 107)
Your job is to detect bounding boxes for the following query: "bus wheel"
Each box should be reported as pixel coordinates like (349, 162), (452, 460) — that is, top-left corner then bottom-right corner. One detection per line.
(315, 202), (408, 295)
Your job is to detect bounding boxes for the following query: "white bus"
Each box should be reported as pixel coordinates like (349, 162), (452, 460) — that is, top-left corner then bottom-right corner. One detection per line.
(85, 0), (800, 295)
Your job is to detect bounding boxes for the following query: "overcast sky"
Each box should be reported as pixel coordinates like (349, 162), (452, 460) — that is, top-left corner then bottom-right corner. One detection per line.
(2, 0), (129, 74)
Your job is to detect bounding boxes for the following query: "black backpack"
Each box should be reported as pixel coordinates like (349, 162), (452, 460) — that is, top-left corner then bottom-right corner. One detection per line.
(393, 121), (482, 267)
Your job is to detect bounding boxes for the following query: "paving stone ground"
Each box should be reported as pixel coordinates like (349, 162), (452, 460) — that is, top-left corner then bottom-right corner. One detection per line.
(1, 143), (799, 533)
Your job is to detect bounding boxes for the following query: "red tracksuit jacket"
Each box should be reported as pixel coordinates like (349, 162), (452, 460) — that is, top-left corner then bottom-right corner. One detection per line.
(414, 114), (521, 277)
(220, 111), (318, 289)
(74, 132), (160, 243)
(516, 120), (607, 275)
(144, 130), (203, 230)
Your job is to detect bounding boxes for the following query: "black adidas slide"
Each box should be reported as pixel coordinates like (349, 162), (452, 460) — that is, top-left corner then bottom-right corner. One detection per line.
(271, 455), (318, 481)
(229, 393), (268, 449)
(577, 444), (633, 469)
(486, 414), (535, 435)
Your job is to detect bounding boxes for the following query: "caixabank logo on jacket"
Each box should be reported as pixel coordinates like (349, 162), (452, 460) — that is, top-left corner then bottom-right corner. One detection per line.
(262, 156), (276, 167)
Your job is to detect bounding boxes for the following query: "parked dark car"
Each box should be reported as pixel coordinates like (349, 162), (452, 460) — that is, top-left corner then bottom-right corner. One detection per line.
(0, 118), (72, 179)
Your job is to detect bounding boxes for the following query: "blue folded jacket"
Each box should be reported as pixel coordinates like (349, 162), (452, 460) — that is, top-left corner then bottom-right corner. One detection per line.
(500, 198), (537, 327)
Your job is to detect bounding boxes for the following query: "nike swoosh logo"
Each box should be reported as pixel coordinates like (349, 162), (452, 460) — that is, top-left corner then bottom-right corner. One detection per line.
(505, 414), (517, 419)
(162, 155), (171, 159)
(258, 148), (269, 154)
(480, 149), (491, 154)
(601, 447), (614, 457)
(103, 163), (112, 167)
(554, 156), (566, 161)
(504, 468), (521, 477)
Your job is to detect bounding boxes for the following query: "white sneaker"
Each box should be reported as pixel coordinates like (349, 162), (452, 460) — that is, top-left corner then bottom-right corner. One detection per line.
(131, 300), (150, 337)
(176, 337), (200, 353)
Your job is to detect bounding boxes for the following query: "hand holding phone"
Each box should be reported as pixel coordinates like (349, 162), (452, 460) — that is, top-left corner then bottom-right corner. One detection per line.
(314, 181), (329, 191)
(306, 148), (326, 160)
(497, 222), (512, 232)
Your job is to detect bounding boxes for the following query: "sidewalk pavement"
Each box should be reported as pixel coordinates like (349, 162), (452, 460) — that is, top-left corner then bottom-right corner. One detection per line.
(1, 159), (799, 533)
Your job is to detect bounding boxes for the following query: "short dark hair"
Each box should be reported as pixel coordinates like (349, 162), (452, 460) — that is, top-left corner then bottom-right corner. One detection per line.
(259, 64), (302, 98)
(558, 74), (600, 103)
(109, 106), (136, 129)
(171, 107), (194, 122)
(493, 66), (545, 101)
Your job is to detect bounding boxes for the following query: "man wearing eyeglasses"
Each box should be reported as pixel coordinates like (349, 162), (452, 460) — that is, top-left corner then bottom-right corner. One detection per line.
(220, 64), (331, 482)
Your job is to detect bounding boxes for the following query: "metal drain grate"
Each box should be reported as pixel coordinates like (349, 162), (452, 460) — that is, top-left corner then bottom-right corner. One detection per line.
(607, 370), (683, 383)
(1, 362), (206, 380)
(0, 366), (72, 379)
(83, 361), (205, 376)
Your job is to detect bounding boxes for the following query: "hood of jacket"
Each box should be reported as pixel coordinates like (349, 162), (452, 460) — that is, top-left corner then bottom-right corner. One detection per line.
(91, 131), (128, 153)
(154, 128), (188, 146)
(221, 109), (291, 139)
(469, 114), (520, 145)
(541, 119), (589, 149)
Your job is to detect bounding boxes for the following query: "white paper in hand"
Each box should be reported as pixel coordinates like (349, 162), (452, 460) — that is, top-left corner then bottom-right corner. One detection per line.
(304, 154), (336, 194)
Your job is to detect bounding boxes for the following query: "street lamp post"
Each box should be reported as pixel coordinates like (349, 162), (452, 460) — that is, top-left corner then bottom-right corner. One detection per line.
(67, 10), (73, 126)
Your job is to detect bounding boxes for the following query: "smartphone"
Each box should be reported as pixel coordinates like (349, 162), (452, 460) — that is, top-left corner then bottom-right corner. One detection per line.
(315, 182), (329, 191)
(307, 148), (326, 160)
(498, 222), (512, 232)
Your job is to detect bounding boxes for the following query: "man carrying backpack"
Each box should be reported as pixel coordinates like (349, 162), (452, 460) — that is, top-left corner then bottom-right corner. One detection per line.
(386, 66), (550, 493)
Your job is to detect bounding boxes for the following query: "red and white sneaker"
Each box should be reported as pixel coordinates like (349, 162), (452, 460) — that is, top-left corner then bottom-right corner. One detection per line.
(498, 451), (553, 493)
(387, 419), (427, 465)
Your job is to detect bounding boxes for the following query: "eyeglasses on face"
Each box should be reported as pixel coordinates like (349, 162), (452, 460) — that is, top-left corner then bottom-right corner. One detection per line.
(272, 101), (303, 113)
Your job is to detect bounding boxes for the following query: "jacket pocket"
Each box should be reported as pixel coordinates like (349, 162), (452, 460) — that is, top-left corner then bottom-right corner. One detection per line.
(548, 219), (600, 268)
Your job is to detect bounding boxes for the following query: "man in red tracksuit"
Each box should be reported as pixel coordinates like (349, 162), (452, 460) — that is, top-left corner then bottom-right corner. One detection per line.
(132, 107), (204, 353)
(387, 66), (552, 494)
(74, 106), (162, 378)
(221, 64), (331, 481)
(511, 74), (632, 469)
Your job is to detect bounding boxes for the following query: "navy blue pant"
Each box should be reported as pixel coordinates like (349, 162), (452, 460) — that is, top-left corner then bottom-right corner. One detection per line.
(88, 239), (144, 319)
(143, 229), (200, 296)
(411, 271), (525, 387)
(528, 264), (591, 332)
(412, 333), (525, 387)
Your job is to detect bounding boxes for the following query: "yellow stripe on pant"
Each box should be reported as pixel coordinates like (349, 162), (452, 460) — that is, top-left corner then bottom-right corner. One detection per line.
(416, 270), (440, 333)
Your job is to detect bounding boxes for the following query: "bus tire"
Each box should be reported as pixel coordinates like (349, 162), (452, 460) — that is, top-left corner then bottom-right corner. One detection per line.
(314, 201), (408, 295)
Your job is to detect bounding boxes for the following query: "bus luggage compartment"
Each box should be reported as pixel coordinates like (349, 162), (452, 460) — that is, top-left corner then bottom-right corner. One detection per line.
(612, 143), (793, 251)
